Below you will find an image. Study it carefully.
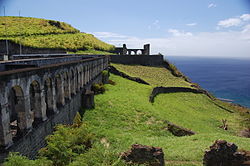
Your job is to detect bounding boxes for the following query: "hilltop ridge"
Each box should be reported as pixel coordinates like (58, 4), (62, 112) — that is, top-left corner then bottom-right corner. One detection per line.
(0, 16), (114, 54)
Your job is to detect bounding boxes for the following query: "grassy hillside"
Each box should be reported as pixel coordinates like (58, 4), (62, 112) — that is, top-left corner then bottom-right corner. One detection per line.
(4, 33), (114, 51)
(79, 74), (249, 165)
(5, 73), (250, 166)
(0, 16), (79, 37)
(112, 63), (192, 87)
(0, 16), (115, 53)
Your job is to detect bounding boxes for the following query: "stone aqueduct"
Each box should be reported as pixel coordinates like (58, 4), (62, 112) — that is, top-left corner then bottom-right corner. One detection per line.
(0, 55), (109, 152)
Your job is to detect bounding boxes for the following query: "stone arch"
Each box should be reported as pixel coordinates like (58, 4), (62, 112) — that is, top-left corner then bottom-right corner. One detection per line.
(84, 65), (87, 85)
(70, 69), (76, 96)
(79, 66), (84, 88)
(44, 77), (55, 117)
(75, 67), (80, 91)
(137, 50), (142, 55)
(8, 86), (27, 142)
(63, 71), (71, 100)
(29, 80), (43, 127)
(55, 73), (65, 108)
(131, 51), (135, 55)
(87, 64), (90, 83)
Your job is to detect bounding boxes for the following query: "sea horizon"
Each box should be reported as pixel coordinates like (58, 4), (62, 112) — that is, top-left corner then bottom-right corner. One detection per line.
(166, 55), (250, 108)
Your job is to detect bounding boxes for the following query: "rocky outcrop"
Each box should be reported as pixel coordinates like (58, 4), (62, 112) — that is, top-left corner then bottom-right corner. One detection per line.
(203, 140), (250, 166)
(109, 66), (150, 85)
(121, 144), (165, 166)
(165, 122), (195, 136)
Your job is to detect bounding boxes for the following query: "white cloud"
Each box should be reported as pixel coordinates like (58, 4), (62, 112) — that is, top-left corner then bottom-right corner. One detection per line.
(218, 18), (242, 28)
(240, 14), (250, 21)
(217, 13), (250, 29)
(93, 30), (250, 58)
(168, 29), (193, 37)
(208, 3), (217, 8)
(186, 23), (197, 26)
(242, 24), (250, 33)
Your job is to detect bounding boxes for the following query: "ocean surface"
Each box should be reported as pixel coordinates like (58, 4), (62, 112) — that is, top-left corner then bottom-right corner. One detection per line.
(166, 56), (250, 108)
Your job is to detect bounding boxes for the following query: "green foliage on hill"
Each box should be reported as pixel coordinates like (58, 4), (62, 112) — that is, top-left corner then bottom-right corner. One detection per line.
(38, 124), (93, 166)
(3, 153), (52, 166)
(2, 33), (114, 51)
(0, 16), (115, 52)
(0, 16), (79, 37)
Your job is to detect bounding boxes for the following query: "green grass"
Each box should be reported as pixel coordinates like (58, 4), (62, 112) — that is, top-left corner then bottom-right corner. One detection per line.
(4, 73), (250, 166)
(0, 16), (79, 37)
(1, 33), (114, 52)
(79, 74), (250, 165)
(0, 16), (115, 53)
(112, 63), (192, 87)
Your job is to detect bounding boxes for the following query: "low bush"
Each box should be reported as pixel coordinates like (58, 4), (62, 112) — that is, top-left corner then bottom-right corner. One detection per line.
(92, 83), (106, 94)
(39, 123), (94, 166)
(102, 70), (109, 77)
(108, 79), (116, 85)
(3, 153), (52, 166)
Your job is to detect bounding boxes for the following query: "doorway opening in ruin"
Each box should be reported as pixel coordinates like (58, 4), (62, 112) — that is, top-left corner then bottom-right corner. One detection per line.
(29, 81), (43, 127)
(44, 78), (54, 117)
(63, 72), (70, 100)
(8, 86), (25, 142)
(137, 50), (142, 55)
(55, 74), (64, 108)
(70, 70), (76, 96)
(76, 70), (79, 92)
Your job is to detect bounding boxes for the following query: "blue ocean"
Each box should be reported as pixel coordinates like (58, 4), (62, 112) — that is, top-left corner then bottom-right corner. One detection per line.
(166, 56), (250, 108)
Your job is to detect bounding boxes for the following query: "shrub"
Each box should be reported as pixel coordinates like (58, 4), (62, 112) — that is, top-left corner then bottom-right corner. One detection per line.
(108, 79), (116, 85)
(72, 112), (83, 128)
(102, 70), (109, 77)
(3, 153), (52, 166)
(39, 124), (94, 166)
(92, 83), (106, 94)
(102, 70), (110, 84)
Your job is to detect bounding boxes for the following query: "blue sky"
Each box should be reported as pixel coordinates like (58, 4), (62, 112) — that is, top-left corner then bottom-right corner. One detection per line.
(1, 0), (250, 58)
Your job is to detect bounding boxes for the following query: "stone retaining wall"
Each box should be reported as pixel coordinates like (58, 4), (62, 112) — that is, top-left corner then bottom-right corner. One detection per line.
(110, 55), (164, 66)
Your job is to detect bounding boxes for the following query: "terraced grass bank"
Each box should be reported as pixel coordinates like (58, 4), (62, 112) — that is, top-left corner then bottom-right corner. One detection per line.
(112, 63), (192, 87)
(0, 16), (114, 54)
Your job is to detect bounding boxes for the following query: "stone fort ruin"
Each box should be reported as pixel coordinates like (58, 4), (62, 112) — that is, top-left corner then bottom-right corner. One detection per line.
(114, 44), (150, 55)
(0, 54), (109, 161)
(0, 43), (164, 162)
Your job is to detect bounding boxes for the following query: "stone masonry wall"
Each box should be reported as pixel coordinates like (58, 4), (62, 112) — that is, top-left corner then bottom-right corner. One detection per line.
(0, 74), (103, 162)
(0, 40), (66, 56)
(110, 55), (164, 66)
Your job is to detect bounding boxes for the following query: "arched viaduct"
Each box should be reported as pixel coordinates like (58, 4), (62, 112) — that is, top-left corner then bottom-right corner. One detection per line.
(0, 55), (109, 160)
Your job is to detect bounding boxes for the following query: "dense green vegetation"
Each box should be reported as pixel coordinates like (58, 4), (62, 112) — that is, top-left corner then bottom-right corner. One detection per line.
(0, 16), (79, 37)
(2, 33), (114, 51)
(4, 72), (250, 166)
(0, 16), (115, 53)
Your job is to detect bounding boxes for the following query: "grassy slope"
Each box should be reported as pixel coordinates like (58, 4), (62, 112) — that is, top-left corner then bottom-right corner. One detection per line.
(5, 33), (114, 51)
(78, 73), (249, 165)
(112, 63), (192, 87)
(0, 16), (79, 36)
(0, 16), (114, 53)
(4, 65), (249, 166)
